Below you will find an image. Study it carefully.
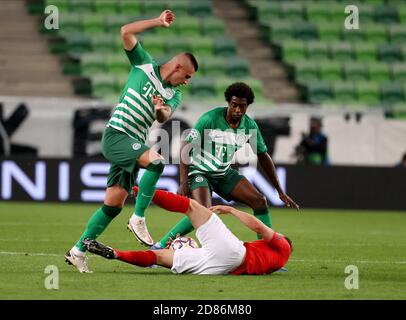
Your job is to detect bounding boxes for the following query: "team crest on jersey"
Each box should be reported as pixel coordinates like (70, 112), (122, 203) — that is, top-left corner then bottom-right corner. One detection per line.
(132, 143), (141, 151)
(236, 133), (247, 146)
(195, 176), (204, 183)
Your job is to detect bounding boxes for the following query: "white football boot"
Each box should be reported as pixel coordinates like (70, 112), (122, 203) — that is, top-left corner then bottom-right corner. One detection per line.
(127, 215), (154, 246)
(65, 246), (92, 273)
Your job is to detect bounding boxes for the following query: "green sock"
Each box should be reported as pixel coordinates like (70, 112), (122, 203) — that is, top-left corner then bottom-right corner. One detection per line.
(158, 216), (194, 248)
(75, 205), (121, 252)
(134, 161), (164, 218)
(254, 207), (272, 240)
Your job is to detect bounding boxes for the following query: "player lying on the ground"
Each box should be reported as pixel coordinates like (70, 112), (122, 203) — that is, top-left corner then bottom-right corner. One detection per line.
(153, 82), (299, 250)
(84, 187), (293, 275)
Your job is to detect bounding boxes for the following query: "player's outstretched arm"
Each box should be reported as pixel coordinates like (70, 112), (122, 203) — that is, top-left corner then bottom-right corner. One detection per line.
(152, 94), (172, 123)
(210, 205), (274, 241)
(257, 152), (300, 210)
(121, 10), (175, 51)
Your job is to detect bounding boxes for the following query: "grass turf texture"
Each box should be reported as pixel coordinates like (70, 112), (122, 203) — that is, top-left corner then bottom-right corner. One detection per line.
(0, 202), (405, 299)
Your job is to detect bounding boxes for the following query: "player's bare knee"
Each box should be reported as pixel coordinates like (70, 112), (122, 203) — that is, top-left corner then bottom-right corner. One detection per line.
(250, 194), (267, 209)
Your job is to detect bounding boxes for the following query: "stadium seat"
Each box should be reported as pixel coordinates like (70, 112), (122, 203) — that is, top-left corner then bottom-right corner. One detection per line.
(354, 43), (377, 62)
(343, 62), (369, 81)
(240, 77), (264, 98)
(92, 34), (119, 52)
(171, 1), (189, 16)
(369, 63), (391, 82)
(45, 0), (69, 12)
(280, 2), (303, 21)
(174, 17), (200, 36)
(91, 74), (118, 98)
(333, 82), (357, 103)
(189, 77), (215, 97)
(391, 63), (406, 82)
(374, 5), (399, 24)
(294, 21), (318, 40)
(319, 61), (342, 81)
(293, 61), (319, 82)
(167, 38), (191, 55)
(226, 57), (250, 78)
(305, 81), (333, 104)
(318, 22), (340, 41)
(65, 33), (92, 53)
(399, 6), (406, 23)
(107, 54), (130, 75)
(357, 4), (374, 24)
(190, 37), (213, 58)
(380, 82), (405, 105)
(306, 3), (330, 23)
(356, 82), (380, 106)
(118, 0), (142, 14)
(307, 41), (330, 60)
(140, 36), (166, 57)
(282, 40), (306, 62)
(202, 57), (227, 76)
(378, 44), (403, 63)
(81, 14), (105, 34)
(93, 0), (117, 14)
(105, 15), (134, 32)
(268, 20), (293, 42)
(59, 14), (82, 33)
(330, 42), (353, 61)
(214, 37), (237, 57)
(342, 27), (366, 42)
(189, 0), (212, 17)
(256, 3), (281, 24)
(388, 25), (406, 44)
(365, 24), (388, 43)
(81, 53), (106, 75)
(201, 18), (225, 37)
(69, 0), (93, 13)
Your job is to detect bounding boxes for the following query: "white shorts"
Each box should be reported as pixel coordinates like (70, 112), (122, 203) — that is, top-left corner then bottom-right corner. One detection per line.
(171, 213), (246, 275)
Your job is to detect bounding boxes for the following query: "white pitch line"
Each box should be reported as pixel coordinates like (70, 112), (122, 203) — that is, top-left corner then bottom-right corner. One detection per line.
(1, 251), (405, 265)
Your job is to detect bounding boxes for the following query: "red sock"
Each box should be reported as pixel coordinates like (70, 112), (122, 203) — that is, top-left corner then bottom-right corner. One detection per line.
(133, 186), (190, 213)
(115, 250), (157, 267)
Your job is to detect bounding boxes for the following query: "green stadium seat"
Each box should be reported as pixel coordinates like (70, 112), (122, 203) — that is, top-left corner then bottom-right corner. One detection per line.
(330, 3), (347, 23)
(189, 77), (215, 97)
(319, 61), (342, 81)
(330, 42), (353, 61)
(343, 62), (369, 81)
(214, 37), (237, 57)
(388, 25), (406, 44)
(118, 0), (142, 15)
(201, 18), (225, 37)
(380, 83), (405, 105)
(306, 3), (330, 23)
(318, 23), (340, 41)
(171, 1), (189, 16)
(167, 38), (192, 55)
(354, 43), (377, 62)
(140, 36), (166, 57)
(213, 77), (233, 97)
(189, 0), (212, 18)
(305, 81), (333, 104)
(341, 27), (366, 42)
(391, 63), (406, 82)
(93, 0), (117, 14)
(374, 5), (399, 24)
(280, 2), (303, 21)
(306, 41), (330, 60)
(143, 1), (171, 17)
(399, 6), (406, 23)
(45, 0), (69, 12)
(91, 34), (117, 52)
(294, 21), (318, 40)
(240, 77), (264, 98)
(65, 33), (92, 53)
(226, 58), (250, 78)
(378, 44), (403, 63)
(256, 2), (281, 24)
(282, 40), (306, 62)
(369, 63), (391, 82)
(81, 53), (106, 75)
(268, 20), (293, 42)
(202, 57), (226, 76)
(59, 13), (82, 33)
(91, 74), (118, 98)
(356, 82), (380, 106)
(357, 4), (374, 24)
(69, 0), (93, 13)
(365, 24), (388, 43)
(190, 37), (213, 57)
(107, 55), (130, 75)
(294, 61), (319, 82)
(174, 17), (200, 36)
(106, 15), (134, 32)
(333, 82), (357, 103)
(81, 14), (105, 34)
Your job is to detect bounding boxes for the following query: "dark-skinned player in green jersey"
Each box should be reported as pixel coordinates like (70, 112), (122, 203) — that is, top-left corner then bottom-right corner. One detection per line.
(151, 83), (299, 256)
(65, 10), (198, 273)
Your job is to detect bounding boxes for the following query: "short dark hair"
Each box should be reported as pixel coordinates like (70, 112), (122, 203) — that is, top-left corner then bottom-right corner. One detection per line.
(183, 52), (198, 72)
(284, 236), (293, 252)
(224, 82), (255, 105)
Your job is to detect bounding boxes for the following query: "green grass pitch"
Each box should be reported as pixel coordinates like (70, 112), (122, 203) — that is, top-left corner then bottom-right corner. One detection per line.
(0, 202), (405, 299)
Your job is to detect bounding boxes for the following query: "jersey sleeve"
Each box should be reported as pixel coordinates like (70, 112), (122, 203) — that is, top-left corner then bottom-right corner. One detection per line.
(184, 113), (211, 144)
(250, 120), (268, 154)
(125, 42), (154, 66)
(166, 89), (182, 113)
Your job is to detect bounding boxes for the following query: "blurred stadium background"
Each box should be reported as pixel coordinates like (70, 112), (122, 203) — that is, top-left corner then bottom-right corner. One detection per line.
(0, 0), (405, 299)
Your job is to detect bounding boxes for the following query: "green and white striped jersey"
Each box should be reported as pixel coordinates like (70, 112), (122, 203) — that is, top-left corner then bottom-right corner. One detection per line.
(185, 107), (268, 177)
(108, 42), (182, 143)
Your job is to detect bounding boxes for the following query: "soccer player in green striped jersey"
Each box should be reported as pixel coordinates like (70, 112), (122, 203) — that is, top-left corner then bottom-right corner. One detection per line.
(65, 10), (198, 273)
(155, 82), (298, 248)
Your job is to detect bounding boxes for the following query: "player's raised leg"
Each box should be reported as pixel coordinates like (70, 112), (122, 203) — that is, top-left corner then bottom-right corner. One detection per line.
(229, 178), (272, 239)
(128, 149), (164, 246)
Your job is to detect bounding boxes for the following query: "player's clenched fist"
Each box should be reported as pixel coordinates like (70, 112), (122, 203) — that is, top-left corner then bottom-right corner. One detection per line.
(159, 10), (175, 28)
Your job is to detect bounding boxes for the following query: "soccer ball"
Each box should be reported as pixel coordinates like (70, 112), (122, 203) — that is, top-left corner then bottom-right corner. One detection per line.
(170, 236), (199, 250)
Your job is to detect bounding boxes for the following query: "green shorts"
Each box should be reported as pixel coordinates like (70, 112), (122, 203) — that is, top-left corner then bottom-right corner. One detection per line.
(188, 168), (244, 201)
(101, 126), (149, 193)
